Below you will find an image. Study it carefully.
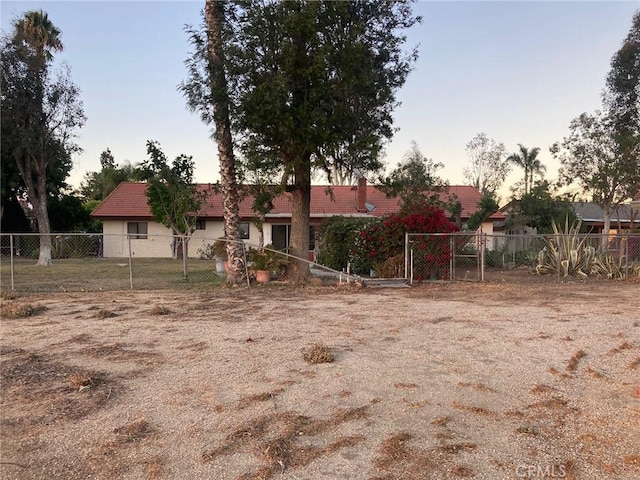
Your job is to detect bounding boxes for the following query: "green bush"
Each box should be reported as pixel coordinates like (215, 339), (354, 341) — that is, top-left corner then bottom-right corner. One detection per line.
(316, 217), (374, 272)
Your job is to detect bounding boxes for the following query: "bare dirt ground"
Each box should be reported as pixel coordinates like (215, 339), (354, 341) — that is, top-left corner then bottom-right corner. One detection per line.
(1, 280), (639, 480)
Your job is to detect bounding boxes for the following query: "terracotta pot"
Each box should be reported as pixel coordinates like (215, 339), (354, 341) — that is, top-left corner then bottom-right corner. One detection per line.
(224, 260), (230, 274)
(255, 269), (271, 284)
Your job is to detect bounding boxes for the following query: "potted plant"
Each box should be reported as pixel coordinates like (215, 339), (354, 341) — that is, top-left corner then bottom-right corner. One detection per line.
(213, 238), (227, 273)
(248, 245), (289, 283)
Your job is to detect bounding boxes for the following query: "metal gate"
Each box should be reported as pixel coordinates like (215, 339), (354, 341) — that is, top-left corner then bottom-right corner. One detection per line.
(405, 232), (484, 283)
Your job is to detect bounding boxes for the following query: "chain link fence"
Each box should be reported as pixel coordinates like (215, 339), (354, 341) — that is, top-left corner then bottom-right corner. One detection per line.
(0, 233), (356, 293)
(0, 233), (246, 292)
(406, 232), (640, 283)
(407, 232), (483, 283)
(3, 231), (640, 292)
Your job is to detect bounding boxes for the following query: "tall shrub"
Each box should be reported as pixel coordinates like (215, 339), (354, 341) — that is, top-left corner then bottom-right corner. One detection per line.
(316, 216), (373, 271)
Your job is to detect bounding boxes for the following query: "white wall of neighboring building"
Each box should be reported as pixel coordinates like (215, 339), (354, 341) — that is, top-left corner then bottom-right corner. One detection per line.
(101, 219), (265, 258)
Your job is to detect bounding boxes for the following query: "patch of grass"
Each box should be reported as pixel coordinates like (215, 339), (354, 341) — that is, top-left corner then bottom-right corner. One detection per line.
(439, 443), (477, 454)
(144, 456), (165, 480)
(394, 382), (418, 389)
(1, 348), (114, 430)
(113, 418), (154, 443)
(374, 432), (413, 470)
(431, 416), (452, 427)
(586, 367), (606, 379)
(516, 425), (539, 435)
(0, 302), (46, 318)
(450, 465), (475, 477)
(451, 400), (494, 416)
(149, 305), (171, 316)
(93, 309), (117, 319)
(303, 342), (334, 364)
(530, 384), (554, 394)
(238, 388), (284, 409)
(1, 290), (16, 300)
(457, 382), (498, 393)
(67, 372), (96, 390)
(201, 405), (369, 479)
(80, 342), (163, 365)
(567, 349), (587, 372)
(610, 341), (632, 354)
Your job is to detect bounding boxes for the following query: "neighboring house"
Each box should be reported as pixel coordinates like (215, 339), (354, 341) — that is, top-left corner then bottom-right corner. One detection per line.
(90, 180), (504, 258)
(497, 199), (640, 238)
(573, 202), (640, 234)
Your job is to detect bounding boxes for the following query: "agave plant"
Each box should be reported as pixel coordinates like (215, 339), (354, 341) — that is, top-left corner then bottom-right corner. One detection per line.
(535, 218), (598, 277)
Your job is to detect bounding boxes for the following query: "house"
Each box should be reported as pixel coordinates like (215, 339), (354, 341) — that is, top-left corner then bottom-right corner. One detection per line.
(90, 180), (504, 258)
(573, 202), (640, 234)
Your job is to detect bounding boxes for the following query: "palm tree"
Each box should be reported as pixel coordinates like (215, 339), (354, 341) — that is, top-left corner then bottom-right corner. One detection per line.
(9, 11), (64, 266)
(13, 10), (62, 66)
(507, 144), (546, 195)
(204, 0), (247, 286)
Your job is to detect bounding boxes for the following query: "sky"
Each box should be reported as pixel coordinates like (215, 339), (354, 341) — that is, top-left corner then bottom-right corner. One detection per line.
(2, 0), (640, 202)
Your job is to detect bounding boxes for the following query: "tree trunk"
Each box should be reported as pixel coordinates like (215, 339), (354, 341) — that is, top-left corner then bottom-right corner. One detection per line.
(602, 204), (612, 250)
(33, 188), (52, 266)
(289, 157), (311, 283)
(15, 152), (52, 266)
(205, 0), (246, 286)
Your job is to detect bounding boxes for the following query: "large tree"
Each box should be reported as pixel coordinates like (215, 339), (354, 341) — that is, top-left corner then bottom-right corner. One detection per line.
(379, 141), (451, 215)
(507, 144), (546, 196)
(204, 0), (246, 285)
(141, 140), (207, 277)
(506, 180), (577, 234)
(182, 0), (420, 282)
(551, 111), (634, 245)
(80, 149), (143, 201)
(1, 11), (85, 265)
(463, 132), (510, 196)
(604, 9), (640, 198)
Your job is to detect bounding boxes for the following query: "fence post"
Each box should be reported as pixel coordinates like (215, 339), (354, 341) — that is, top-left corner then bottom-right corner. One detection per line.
(410, 248), (414, 285)
(10, 234), (15, 291)
(480, 233), (485, 282)
(128, 234), (133, 289)
(404, 232), (409, 280)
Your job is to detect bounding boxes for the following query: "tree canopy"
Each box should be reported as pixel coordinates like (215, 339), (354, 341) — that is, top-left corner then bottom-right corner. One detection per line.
(379, 141), (451, 215)
(507, 144), (546, 196)
(463, 133), (509, 196)
(182, 0), (420, 281)
(1, 10), (85, 265)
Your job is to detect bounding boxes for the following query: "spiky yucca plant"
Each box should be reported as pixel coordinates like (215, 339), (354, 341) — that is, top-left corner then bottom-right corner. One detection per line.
(535, 218), (597, 277)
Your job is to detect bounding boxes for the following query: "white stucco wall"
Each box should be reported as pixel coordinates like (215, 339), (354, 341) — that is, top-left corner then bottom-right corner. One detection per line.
(101, 220), (264, 258)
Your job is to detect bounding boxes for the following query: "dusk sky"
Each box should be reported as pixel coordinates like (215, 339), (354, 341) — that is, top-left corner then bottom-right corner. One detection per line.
(2, 1), (639, 201)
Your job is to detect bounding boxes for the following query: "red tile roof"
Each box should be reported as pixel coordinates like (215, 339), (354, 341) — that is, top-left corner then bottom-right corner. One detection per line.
(91, 182), (504, 221)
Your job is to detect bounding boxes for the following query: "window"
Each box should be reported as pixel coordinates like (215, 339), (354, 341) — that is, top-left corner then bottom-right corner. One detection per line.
(271, 224), (316, 251)
(127, 222), (148, 239)
(239, 222), (250, 239)
(196, 219), (206, 230)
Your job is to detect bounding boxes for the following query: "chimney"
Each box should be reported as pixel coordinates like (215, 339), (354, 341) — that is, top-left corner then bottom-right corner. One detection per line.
(357, 177), (367, 212)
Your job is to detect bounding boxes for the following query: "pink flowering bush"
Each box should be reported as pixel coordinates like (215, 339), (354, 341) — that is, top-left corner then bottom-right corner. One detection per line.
(351, 207), (459, 278)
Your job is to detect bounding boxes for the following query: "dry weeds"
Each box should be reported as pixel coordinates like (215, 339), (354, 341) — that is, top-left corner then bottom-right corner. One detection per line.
(0, 302), (46, 318)
(303, 342), (334, 364)
(149, 305), (171, 316)
(566, 349), (587, 372)
(202, 406), (369, 479)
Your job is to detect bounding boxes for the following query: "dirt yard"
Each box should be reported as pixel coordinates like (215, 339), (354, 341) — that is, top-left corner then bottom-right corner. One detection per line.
(1, 281), (639, 480)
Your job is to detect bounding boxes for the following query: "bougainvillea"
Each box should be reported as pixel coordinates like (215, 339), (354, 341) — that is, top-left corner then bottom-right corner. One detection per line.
(351, 207), (459, 277)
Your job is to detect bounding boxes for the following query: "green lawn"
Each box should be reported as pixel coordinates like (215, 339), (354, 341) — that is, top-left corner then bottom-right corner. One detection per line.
(0, 257), (227, 293)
